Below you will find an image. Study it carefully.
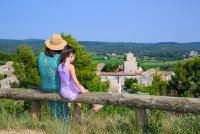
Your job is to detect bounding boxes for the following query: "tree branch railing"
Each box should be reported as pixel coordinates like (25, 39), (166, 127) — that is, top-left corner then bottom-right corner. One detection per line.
(0, 88), (200, 127)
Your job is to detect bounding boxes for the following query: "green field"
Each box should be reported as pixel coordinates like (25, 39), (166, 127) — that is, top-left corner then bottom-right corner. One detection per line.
(92, 55), (188, 70)
(92, 55), (124, 65)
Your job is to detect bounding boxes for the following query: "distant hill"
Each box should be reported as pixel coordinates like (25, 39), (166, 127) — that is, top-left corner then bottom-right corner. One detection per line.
(0, 39), (44, 53)
(0, 39), (200, 59)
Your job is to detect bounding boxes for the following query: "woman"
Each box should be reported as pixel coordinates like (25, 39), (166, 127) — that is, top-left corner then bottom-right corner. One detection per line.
(38, 34), (68, 122)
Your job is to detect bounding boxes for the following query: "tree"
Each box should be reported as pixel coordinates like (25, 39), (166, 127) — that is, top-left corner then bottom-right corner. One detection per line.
(168, 57), (200, 97)
(0, 52), (13, 61)
(148, 74), (167, 95)
(13, 45), (40, 88)
(124, 78), (138, 89)
(61, 33), (109, 92)
(102, 63), (119, 72)
(134, 74), (167, 95)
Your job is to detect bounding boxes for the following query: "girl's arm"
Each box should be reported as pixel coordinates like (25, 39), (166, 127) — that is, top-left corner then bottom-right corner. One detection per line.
(69, 64), (88, 93)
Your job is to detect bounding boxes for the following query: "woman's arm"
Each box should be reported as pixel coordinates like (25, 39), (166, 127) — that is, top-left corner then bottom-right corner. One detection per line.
(69, 64), (88, 93)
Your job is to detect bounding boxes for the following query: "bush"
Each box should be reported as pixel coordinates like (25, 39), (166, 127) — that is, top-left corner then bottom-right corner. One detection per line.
(0, 99), (25, 115)
(124, 78), (138, 89)
(168, 57), (200, 97)
(0, 74), (7, 80)
(0, 60), (5, 65)
(102, 63), (119, 72)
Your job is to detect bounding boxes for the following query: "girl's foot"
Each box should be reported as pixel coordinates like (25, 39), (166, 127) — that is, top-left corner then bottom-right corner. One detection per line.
(93, 104), (103, 112)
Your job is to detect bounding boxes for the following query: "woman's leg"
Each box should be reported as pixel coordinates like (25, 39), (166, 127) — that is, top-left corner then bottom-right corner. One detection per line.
(50, 102), (69, 123)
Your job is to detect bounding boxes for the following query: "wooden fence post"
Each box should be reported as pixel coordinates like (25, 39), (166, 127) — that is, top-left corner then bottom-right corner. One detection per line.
(136, 92), (148, 128)
(136, 108), (148, 128)
(31, 100), (41, 121)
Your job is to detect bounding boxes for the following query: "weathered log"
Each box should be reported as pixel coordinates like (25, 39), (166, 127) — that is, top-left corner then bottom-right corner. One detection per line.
(31, 100), (41, 121)
(0, 88), (200, 113)
(136, 108), (148, 128)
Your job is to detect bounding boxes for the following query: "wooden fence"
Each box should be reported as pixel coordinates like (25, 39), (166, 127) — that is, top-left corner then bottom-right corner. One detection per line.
(0, 88), (200, 128)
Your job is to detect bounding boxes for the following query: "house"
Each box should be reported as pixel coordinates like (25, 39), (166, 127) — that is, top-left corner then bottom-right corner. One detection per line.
(189, 51), (198, 58)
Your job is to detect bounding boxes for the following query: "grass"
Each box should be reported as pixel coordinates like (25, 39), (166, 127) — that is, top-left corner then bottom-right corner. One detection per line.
(0, 104), (199, 134)
(0, 105), (138, 134)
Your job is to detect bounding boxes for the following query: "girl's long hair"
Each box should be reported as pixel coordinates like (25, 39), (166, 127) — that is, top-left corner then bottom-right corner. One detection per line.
(60, 45), (76, 63)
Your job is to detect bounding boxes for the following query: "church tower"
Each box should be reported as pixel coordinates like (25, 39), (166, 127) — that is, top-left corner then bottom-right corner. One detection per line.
(123, 52), (138, 73)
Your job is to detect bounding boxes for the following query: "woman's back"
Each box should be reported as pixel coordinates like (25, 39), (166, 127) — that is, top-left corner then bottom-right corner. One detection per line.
(38, 52), (61, 92)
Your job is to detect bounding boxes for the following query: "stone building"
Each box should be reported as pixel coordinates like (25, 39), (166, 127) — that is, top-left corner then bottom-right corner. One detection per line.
(123, 52), (138, 73)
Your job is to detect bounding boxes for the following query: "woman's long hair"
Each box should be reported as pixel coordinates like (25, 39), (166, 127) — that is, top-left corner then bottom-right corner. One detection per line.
(44, 47), (61, 57)
(60, 45), (76, 63)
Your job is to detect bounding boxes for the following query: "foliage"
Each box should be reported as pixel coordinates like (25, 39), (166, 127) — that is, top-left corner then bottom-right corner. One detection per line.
(143, 110), (164, 134)
(102, 63), (119, 72)
(140, 74), (168, 95)
(0, 52), (14, 65)
(129, 83), (143, 94)
(12, 45), (40, 88)
(160, 64), (175, 71)
(0, 52), (13, 61)
(168, 57), (200, 97)
(0, 74), (7, 80)
(0, 99), (24, 115)
(0, 60), (5, 65)
(86, 76), (109, 92)
(165, 114), (200, 134)
(124, 78), (138, 89)
(0, 107), (199, 134)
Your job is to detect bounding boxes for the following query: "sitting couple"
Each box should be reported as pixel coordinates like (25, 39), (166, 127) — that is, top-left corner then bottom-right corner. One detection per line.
(38, 34), (102, 123)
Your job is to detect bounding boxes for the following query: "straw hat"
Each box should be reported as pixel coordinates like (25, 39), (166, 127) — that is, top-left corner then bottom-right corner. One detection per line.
(45, 34), (67, 50)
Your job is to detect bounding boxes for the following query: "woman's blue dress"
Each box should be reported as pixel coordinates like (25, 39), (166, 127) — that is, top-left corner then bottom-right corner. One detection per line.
(38, 52), (68, 123)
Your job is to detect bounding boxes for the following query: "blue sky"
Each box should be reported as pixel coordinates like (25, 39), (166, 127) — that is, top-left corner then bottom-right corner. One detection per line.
(0, 0), (199, 42)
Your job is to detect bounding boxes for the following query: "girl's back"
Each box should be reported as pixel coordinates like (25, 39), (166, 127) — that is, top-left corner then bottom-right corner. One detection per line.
(58, 61), (80, 101)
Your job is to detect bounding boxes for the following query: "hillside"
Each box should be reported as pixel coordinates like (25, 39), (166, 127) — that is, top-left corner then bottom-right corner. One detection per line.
(0, 39), (200, 59)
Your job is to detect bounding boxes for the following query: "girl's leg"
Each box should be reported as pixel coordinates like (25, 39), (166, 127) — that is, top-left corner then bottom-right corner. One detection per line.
(76, 103), (82, 123)
(80, 85), (103, 112)
(68, 103), (72, 120)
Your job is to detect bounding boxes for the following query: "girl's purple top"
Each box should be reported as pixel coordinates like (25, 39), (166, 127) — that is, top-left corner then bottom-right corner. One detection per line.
(58, 62), (80, 101)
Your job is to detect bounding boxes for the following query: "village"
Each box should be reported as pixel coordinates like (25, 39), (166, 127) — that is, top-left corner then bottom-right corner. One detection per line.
(97, 52), (172, 93)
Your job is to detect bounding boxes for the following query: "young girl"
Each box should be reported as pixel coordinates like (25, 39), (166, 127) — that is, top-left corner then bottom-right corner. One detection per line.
(58, 45), (102, 122)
